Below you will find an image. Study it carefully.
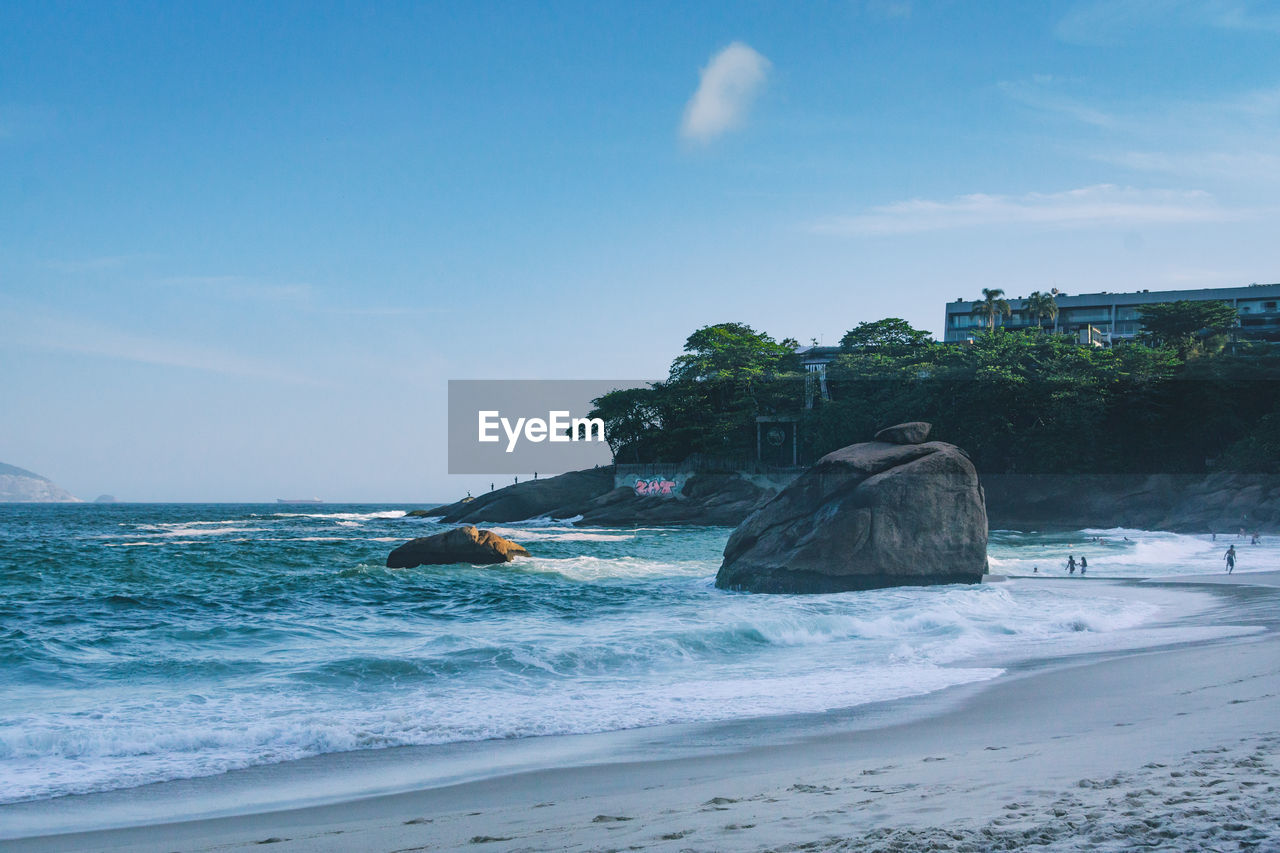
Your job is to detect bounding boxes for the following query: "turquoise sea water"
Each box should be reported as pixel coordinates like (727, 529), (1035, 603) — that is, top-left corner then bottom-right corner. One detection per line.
(0, 504), (1266, 804)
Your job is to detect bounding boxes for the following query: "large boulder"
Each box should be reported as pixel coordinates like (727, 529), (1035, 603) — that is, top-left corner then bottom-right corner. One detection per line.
(387, 525), (530, 568)
(715, 425), (988, 593)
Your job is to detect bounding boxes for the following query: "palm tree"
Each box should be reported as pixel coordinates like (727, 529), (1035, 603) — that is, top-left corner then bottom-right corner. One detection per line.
(973, 288), (1012, 331)
(1025, 291), (1059, 331)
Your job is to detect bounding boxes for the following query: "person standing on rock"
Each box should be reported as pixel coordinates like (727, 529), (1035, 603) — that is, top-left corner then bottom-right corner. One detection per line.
(1067, 555), (1077, 575)
(1225, 545), (1237, 574)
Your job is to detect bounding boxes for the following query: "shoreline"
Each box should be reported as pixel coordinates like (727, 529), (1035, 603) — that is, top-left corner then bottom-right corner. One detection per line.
(4, 572), (1278, 852)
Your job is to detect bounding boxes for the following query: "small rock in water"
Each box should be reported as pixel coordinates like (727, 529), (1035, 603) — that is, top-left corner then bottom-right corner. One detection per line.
(386, 525), (530, 568)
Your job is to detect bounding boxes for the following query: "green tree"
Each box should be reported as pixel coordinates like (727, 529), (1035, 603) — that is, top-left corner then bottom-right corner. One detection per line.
(588, 386), (664, 463)
(669, 322), (797, 382)
(974, 288), (1012, 331)
(1024, 291), (1059, 331)
(1138, 300), (1238, 355)
(839, 318), (933, 353)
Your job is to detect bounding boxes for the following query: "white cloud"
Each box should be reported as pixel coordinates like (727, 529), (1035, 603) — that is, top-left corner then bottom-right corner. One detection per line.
(680, 42), (771, 143)
(811, 185), (1241, 236)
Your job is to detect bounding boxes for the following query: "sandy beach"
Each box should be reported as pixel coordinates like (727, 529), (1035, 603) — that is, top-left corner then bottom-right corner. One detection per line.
(3, 571), (1277, 853)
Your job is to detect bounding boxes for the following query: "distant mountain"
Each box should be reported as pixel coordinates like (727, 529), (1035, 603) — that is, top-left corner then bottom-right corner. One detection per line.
(0, 463), (82, 502)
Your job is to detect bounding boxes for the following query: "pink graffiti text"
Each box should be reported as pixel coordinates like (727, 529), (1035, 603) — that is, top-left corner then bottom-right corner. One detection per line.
(634, 477), (676, 497)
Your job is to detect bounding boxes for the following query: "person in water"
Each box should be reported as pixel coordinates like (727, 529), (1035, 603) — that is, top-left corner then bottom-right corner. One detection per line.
(1080, 556), (1087, 575)
(1225, 545), (1237, 574)
(1067, 555), (1077, 574)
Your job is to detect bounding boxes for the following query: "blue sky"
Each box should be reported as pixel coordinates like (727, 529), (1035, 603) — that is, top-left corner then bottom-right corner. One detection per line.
(2, 1), (1278, 501)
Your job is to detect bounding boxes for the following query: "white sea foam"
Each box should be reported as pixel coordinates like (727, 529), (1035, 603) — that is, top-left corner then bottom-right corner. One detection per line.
(272, 510), (408, 521)
(990, 527), (1278, 578)
(130, 524), (270, 538)
(1, 515), (1258, 806)
(486, 527), (636, 543)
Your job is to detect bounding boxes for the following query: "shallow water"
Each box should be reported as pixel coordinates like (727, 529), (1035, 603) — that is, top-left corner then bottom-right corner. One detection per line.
(0, 504), (1262, 803)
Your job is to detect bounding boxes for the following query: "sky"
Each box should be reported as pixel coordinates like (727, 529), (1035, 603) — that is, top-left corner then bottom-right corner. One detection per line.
(2, 0), (1279, 501)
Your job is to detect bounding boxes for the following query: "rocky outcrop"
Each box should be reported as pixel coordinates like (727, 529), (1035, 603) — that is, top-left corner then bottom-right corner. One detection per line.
(983, 473), (1280, 533)
(716, 424), (988, 593)
(386, 525), (530, 568)
(0, 463), (80, 502)
(874, 421), (931, 444)
(419, 466), (784, 527)
(575, 472), (784, 526)
(427, 467), (617, 524)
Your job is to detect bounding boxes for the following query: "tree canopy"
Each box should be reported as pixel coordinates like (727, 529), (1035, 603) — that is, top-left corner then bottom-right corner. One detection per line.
(1138, 300), (1239, 355)
(839, 318), (933, 353)
(591, 314), (1280, 476)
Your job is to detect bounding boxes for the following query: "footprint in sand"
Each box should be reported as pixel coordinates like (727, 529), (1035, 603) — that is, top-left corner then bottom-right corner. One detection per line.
(703, 796), (739, 806)
(789, 783), (836, 794)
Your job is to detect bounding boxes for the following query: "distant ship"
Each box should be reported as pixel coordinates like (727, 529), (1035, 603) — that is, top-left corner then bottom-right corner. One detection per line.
(277, 498), (324, 504)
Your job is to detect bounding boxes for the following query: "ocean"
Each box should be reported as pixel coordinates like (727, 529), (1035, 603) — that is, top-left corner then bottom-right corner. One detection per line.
(0, 504), (1268, 805)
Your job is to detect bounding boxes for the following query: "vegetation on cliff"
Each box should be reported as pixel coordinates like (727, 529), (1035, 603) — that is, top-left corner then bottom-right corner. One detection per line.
(589, 305), (1280, 476)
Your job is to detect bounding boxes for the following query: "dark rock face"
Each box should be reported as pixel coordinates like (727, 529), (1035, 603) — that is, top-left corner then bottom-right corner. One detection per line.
(874, 421), (931, 445)
(386, 525), (530, 568)
(428, 467), (617, 524)
(715, 435), (988, 594)
(421, 466), (786, 527)
(577, 473), (783, 526)
(982, 472), (1280, 533)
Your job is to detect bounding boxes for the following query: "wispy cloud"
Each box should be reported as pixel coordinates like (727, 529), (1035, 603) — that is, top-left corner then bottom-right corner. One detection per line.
(1057, 0), (1280, 45)
(811, 185), (1241, 236)
(1001, 77), (1280, 186)
(159, 275), (314, 303)
(46, 254), (155, 273)
(0, 304), (314, 384)
(680, 42), (771, 144)
(1096, 149), (1280, 182)
(997, 77), (1116, 127)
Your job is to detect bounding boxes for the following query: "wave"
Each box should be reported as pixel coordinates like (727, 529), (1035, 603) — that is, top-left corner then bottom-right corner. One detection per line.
(271, 510), (408, 521)
(989, 528), (1274, 578)
(2, 509), (1252, 806)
